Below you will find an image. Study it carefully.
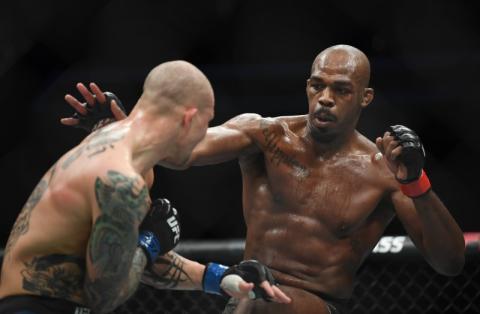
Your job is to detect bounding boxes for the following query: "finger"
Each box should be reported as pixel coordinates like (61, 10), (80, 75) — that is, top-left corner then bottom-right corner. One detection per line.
(223, 282), (252, 299)
(375, 137), (385, 154)
(76, 82), (95, 105)
(259, 281), (275, 298)
(111, 100), (128, 120)
(390, 146), (403, 161)
(385, 140), (399, 159)
(60, 118), (79, 126)
(90, 82), (106, 103)
(382, 132), (395, 147)
(65, 94), (87, 115)
(238, 282), (254, 293)
(271, 285), (291, 303)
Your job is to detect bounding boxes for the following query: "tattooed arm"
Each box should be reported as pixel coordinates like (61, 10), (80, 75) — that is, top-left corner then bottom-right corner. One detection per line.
(141, 251), (204, 290)
(141, 252), (292, 304)
(83, 170), (150, 313)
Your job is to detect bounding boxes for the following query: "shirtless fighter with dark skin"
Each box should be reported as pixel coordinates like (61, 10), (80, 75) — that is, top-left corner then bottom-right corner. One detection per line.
(65, 45), (465, 314)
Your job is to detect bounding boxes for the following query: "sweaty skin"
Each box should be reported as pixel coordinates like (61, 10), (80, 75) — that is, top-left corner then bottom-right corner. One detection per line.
(162, 45), (465, 313)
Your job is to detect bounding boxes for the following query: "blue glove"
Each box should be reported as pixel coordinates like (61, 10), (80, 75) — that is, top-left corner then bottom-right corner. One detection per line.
(202, 260), (277, 301)
(138, 198), (180, 267)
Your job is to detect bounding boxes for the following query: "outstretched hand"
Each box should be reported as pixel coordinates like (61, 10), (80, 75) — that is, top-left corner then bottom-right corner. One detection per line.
(220, 275), (291, 303)
(220, 260), (291, 303)
(61, 82), (127, 131)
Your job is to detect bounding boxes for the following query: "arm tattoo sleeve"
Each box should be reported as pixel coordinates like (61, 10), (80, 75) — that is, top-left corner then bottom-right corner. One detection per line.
(84, 170), (149, 313)
(141, 252), (198, 290)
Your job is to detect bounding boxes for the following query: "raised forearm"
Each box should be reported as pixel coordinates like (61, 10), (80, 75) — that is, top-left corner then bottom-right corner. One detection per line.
(141, 251), (205, 290)
(413, 191), (465, 275)
(379, 126), (465, 276)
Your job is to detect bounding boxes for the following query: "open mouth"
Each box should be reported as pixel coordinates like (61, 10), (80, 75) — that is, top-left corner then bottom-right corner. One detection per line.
(316, 115), (333, 122)
(314, 112), (336, 124)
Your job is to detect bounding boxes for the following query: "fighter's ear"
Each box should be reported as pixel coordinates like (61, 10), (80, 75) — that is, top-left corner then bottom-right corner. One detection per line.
(182, 107), (198, 128)
(361, 88), (374, 108)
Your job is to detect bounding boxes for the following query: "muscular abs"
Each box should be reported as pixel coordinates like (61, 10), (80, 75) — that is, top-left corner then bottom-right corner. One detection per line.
(241, 118), (395, 299)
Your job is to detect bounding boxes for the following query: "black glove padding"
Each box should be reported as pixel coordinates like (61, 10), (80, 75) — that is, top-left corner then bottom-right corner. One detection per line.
(72, 91), (127, 132)
(139, 198), (181, 264)
(221, 260), (276, 301)
(388, 125), (426, 183)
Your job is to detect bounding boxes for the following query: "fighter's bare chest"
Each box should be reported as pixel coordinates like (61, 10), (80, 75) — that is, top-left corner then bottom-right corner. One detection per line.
(259, 145), (384, 232)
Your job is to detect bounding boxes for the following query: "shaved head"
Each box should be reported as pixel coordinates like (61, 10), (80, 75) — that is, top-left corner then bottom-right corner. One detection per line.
(311, 45), (371, 88)
(141, 60), (214, 111)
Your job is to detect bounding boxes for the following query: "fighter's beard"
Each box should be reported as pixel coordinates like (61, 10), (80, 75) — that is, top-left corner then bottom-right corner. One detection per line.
(307, 120), (337, 143)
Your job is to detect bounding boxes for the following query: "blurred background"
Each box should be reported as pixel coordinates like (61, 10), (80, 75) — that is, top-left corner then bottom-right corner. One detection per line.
(1, 0), (479, 246)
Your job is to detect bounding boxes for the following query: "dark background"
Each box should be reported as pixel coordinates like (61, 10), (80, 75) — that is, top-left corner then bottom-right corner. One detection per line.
(1, 0), (479, 245)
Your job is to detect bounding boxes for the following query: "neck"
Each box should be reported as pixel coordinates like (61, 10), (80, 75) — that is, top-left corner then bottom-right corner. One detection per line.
(124, 107), (180, 174)
(304, 122), (357, 158)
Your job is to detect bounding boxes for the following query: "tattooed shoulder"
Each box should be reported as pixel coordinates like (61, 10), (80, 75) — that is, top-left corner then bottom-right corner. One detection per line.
(62, 127), (128, 170)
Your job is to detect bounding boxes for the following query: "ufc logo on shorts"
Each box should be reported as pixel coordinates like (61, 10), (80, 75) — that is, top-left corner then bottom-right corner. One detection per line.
(167, 207), (180, 243)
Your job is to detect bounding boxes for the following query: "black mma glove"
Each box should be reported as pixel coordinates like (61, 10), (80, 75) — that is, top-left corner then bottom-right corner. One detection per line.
(388, 125), (426, 184)
(202, 259), (276, 301)
(71, 91), (127, 132)
(138, 198), (181, 267)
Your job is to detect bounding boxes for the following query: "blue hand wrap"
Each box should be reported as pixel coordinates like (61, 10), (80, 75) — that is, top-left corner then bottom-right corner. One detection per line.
(138, 231), (161, 264)
(203, 263), (229, 295)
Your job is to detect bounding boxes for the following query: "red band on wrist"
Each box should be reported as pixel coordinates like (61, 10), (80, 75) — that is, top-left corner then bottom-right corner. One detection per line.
(400, 170), (431, 198)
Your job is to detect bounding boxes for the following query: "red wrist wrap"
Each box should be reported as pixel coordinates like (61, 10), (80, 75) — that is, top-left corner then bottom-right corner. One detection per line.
(400, 170), (431, 198)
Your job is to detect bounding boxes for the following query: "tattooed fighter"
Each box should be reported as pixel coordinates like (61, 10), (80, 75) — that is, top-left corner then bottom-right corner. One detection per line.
(0, 61), (289, 314)
(77, 45), (465, 314)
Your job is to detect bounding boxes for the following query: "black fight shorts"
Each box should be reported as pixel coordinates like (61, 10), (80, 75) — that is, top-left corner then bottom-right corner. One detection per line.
(0, 294), (91, 314)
